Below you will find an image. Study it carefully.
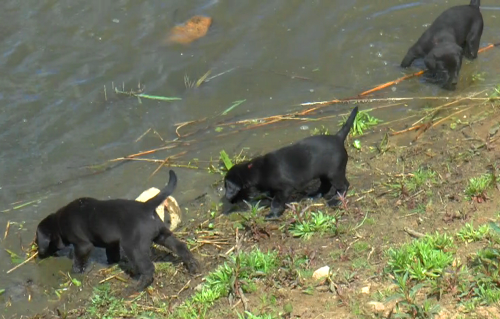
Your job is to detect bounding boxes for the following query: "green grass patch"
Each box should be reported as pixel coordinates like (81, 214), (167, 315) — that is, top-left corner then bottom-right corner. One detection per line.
(384, 167), (438, 197)
(173, 248), (279, 319)
(85, 283), (168, 318)
(465, 173), (495, 200)
(386, 232), (454, 281)
(406, 168), (438, 192)
(456, 223), (490, 243)
(458, 248), (500, 307)
(284, 211), (338, 240)
(238, 311), (277, 319)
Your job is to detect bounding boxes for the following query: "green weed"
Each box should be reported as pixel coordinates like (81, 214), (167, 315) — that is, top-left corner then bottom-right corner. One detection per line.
(384, 167), (438, 197)
(456, 223), (490, 243)
(465, 173), (494, 200)
(406, 168), (437, 192)
(285, 211), (338, 240)
(387, 233), (454, 281)
(387, 272), (441, 319)
(339, 110), (382, 136)
(209, 149), (249, 175)
(310, 125), (330, 136)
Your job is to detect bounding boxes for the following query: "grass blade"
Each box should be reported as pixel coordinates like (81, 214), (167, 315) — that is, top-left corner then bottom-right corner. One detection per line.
(135, 94), (182, 101)
(222, 99), (246, 116)
(220, 150), (233, 170)
(196, 70), (212, 88)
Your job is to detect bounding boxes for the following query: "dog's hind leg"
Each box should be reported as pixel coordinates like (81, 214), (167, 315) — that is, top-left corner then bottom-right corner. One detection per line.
(307, 177), (332, 199)
(72, 241), (93, 273)
(105, 243), (121, 264)
(122, 241), (155, 291)
(154, 228), (200, 274)
(465, 21), (483, 59)
(326, 175), (350, 207)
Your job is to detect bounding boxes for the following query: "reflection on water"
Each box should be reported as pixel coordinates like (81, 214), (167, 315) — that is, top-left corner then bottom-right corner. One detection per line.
(0, 0), (499, 315)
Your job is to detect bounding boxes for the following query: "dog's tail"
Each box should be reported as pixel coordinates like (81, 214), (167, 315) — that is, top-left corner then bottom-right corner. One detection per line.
(144, 170), (178, 211)
(336, 106), (359, 141)
(470, 0), (480, 7)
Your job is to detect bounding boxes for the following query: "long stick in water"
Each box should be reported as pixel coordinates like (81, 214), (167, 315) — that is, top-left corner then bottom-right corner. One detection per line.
(359, 42), (500, 97)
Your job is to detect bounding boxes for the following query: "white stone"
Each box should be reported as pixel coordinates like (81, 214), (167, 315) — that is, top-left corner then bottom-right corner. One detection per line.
(312, 266), (330, 280)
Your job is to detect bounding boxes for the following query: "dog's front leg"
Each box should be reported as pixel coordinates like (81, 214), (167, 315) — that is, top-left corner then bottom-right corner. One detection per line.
(265, 190), (290, 220)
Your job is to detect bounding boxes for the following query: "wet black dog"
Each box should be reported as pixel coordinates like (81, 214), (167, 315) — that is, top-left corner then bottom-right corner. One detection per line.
(401, 0), (483, 90)
(35, 170), (199, 291)
(224, 106), (359, 219)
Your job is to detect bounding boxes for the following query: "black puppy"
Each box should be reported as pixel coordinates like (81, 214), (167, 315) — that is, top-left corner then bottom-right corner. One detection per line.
(224, 106), (359, 219)
(35, 170), (199, 291)
(401, 0), (483, 90)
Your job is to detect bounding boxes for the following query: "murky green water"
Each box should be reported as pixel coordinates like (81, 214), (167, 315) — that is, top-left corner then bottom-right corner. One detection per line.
(1, 0), (499, 315)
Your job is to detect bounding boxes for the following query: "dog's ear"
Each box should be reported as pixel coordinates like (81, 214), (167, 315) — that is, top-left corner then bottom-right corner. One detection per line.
(224, 179), (242, 201)
(424, 53), (436, 71)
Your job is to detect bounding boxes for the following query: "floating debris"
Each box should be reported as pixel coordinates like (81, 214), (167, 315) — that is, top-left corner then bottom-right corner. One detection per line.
(166, 16), (212, 44)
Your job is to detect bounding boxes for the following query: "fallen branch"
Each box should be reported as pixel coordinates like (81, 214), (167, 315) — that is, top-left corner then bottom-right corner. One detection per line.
(403, 227), (425, 239)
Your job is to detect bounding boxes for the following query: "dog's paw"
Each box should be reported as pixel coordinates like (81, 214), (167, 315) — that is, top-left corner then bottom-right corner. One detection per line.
(306, 191), (323, 200)
(264, 212), (281, 221)
(186, 258), (201, 274)
(71, 264), (86, 274)
(327, 198), (341, 207)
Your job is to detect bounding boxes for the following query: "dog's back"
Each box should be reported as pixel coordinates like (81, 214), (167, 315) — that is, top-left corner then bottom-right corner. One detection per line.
(261, 106), (358, 187)
(56, 170), (178, 247)
(414, 1), (482, 51)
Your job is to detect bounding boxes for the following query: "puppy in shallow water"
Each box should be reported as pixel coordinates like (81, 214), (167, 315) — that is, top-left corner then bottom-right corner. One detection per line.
(35, 170), (199, 291)
(401, 0), (483, 90)
(224, 106), (359, 219)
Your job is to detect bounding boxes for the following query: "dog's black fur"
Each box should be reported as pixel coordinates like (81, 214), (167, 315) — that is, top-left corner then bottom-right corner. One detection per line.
(224, 106), (359, 219)
(401, 0), (483, 90)
(35, 170), (199, 291)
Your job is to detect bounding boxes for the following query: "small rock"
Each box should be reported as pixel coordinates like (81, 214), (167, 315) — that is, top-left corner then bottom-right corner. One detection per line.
(361, 285), (371, 294)
(367, 301), (385, 313)
(194, 283), (203, 292)
(315, 286), (330, 292)
(435, 308), (450, 319)
(312, 266), (330, 281)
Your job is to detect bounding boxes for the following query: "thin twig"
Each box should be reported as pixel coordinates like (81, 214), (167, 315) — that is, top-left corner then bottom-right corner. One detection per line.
(4, 221), (10, 240)
(7, 252), (38, 274)
(135, 128), (152, 143)
(98, 273), (127, 284)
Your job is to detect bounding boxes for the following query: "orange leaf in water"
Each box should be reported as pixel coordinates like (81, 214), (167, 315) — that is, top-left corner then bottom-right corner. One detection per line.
(166, 16), (212, 44)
